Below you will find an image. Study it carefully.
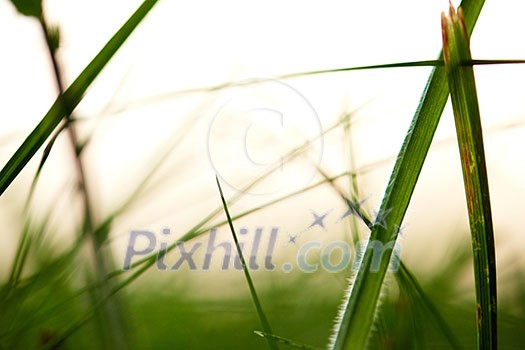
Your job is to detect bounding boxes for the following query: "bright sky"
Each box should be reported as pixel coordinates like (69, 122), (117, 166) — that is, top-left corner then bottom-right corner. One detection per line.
(1, 0), (525, 275)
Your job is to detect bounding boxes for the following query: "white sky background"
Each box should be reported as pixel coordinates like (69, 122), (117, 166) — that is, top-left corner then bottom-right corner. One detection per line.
(1, 0), (525, 278)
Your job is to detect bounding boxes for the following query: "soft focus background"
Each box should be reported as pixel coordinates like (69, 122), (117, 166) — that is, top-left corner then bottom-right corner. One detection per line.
(1, 0), (525, 349)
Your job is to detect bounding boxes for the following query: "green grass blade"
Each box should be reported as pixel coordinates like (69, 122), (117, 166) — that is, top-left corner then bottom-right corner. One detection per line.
(123, 59), (525, 109)
(0, 0), (159, 196)
(216, 176), (278, 350)
(442, 5), (497, 348)
(396, 261), (462, 349)
(313, 163), (461, 348)
(24, 123), (68, 211)
(9, 0), (42, 18)
(7, 222), (34, 288)
(340, 110), (366, 245)
(254, 331), (322, 350)
(329, 1), (485, 349)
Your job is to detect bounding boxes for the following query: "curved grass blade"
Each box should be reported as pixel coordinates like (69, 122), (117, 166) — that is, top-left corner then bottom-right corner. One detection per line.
(0, 0), (160, 196)
(442, 5), (497, 348)
(329, 1), (486, 349)
(216, 176), (278, 350)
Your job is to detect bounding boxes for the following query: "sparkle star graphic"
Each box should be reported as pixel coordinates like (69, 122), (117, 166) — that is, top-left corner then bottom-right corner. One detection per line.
(340, 196), (369, 221)
(373, 207), (392, 229)
(308, 210), (330, 230)
(287, 234), (298, 244)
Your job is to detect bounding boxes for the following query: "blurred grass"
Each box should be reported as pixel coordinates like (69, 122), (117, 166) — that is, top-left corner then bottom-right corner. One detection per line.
(4, 242), (525, 349)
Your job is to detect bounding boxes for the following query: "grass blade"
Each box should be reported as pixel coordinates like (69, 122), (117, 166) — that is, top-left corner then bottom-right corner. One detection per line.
(329, 1), (485, 349)
(396, 261), (462, 349)
(314, 163), (461, 348)
(117, 59), (525, 110)
(0, 0), (159, 196)
(254, 331), (321, 350)
(216, 176), (278, 350)
(442, 5), (497, 348)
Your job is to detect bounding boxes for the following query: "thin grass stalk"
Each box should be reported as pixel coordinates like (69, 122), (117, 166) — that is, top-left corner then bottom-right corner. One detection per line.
(254, 331), (322, 350)
(120, 59), (525, 111)
(216, 176), (279, 350)
(441, 5), (497, 348)
(341, 111), (363, 246)
(38, 12), (130, 349)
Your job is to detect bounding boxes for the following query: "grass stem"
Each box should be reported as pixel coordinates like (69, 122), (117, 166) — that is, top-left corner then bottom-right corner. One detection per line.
(216, 176), (279, 350)
(442, 4), (497, 348)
